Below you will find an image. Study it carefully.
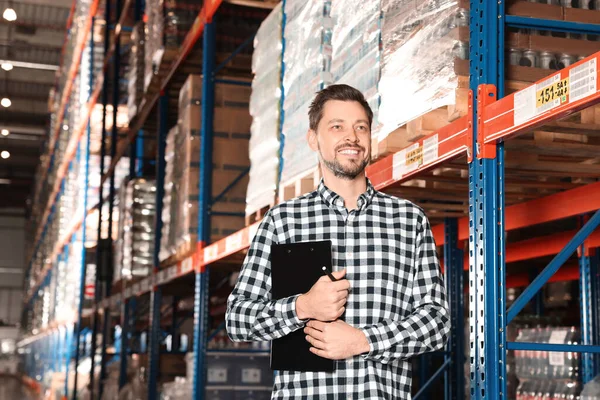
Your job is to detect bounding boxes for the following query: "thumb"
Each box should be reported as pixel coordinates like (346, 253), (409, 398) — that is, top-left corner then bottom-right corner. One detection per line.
(331, 269), (346, 280)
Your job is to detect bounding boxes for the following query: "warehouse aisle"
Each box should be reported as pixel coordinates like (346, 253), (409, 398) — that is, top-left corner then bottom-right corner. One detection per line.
(0, 375), (37, 400)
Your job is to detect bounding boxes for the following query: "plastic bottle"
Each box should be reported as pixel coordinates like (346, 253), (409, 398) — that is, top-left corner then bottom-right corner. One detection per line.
(580, 374), (600, 400)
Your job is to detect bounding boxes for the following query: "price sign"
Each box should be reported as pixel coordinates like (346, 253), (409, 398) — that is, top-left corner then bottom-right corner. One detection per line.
(181, 257), (193, 274)
(536, 77), (569, 108)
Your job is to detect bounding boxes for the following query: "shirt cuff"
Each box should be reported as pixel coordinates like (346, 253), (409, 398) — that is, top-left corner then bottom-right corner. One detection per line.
(359, 326), (381, 359)
(275, 294), (309, 327)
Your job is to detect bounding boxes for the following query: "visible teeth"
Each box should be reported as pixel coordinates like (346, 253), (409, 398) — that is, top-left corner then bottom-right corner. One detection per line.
(339, 149), (359, 154)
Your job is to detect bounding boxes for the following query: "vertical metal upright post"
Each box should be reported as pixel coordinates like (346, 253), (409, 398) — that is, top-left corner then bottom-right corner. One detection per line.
(444, 218), (464, 400)
(90, 1), (111, 396)
(278, 0), (287, 182)
(72, 19), (95, 400)
(147, 93), (168, 400)
(193, 20), (216, 400)
(172, 296), (180, 352)
(580, 232), (596, 383)
(468, 0), (506, 398)
(136, 131), (144, 176)
(119, 299), (130, 389)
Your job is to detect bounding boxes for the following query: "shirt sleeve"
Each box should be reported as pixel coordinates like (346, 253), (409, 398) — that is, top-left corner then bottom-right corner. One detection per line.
(226, 210), (307, 342)
(359, 211), (450, 364)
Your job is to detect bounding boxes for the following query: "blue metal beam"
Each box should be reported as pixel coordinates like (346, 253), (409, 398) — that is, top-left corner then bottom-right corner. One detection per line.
(71, 20), (95, 399)
(147, 93), (168, 400)
(507, 209), (600, 323)
(468, 0), (506, 398)
(213, 78), (251, 87)
(413, 358), (452, 400)
(507, 342), (600, 353)
(213, 34), (255, 76)
(580, 227), (597, 384)
(193, 20), (216, 400)
(211, 166), (249, 205)
(444, 218), (464, 400)
(505, 15), (600, 36)
(119, 299), (130, 389)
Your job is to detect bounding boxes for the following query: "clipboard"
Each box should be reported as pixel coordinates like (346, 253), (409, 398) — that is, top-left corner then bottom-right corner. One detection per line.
(269, 240), (335, 372)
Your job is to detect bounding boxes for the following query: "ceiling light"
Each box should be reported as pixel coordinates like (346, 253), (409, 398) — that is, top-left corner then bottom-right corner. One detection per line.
(1, 98), (10, 108)
(1, 63), (13, 71)
(62, 124), (68, 131)
(1, 151), (10, 159)
(1, 129), (8, 136)
(2, 8), (16, 22)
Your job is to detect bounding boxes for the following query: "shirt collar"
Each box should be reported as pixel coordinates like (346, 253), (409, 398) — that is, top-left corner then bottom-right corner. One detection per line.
(317, 178), (376, 211)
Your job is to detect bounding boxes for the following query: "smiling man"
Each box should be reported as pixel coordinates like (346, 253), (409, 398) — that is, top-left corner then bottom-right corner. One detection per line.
(226, 84), (450, 399)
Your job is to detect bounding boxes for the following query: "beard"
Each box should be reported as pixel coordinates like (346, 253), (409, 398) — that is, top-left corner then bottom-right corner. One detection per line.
(318, 144), (370, 180)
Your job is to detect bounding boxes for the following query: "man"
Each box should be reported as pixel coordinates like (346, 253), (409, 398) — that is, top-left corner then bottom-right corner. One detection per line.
(226, 84), (450, 399)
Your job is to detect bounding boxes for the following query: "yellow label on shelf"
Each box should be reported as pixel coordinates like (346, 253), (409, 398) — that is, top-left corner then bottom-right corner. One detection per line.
(536, 77), (569, 109)
(406, 146), (424, 167)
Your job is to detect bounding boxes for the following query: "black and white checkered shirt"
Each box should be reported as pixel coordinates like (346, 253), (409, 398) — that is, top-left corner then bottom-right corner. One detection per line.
(226, 178), (450, 399)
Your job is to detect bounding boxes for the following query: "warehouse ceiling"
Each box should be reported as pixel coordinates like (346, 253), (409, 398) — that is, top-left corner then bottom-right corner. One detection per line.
(0, 0), (71, 209)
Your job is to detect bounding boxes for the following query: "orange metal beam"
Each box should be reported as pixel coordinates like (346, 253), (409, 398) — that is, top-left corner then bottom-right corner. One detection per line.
(433, 181), (600, 246)
(366, 113), (472, 192)
(482, 52), (600, 144)
(506, 263), (579, 288)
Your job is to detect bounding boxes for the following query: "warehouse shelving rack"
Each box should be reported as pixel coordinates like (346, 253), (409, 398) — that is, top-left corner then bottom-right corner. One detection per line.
(17, 0), (600, 399)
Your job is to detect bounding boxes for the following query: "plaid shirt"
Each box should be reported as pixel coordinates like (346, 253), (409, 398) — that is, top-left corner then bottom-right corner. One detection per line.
(226, 179), (450, 399)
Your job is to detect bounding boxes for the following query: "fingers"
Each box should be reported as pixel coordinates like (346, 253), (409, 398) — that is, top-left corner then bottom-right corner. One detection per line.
(335, 306), (345, 319)
(335, 291), (348, 302)
(331, 269), (346, 280)
(306, 319), (326, 331)
(305, 334), (326, 350)
(332, 279), (351, 291)
(304, 326), (325, 342)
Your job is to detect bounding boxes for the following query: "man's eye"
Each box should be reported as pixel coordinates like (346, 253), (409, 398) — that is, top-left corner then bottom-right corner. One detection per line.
(356, 126), (368, 131)
(332, 125), (342, 130)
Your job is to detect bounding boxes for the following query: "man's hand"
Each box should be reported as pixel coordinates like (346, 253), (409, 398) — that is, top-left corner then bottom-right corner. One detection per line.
(295, 269), (349, 321)
(304, 319), (370, 360)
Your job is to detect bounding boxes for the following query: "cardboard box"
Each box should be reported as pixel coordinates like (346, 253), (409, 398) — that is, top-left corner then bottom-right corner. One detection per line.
(136, 353), (187, 377)
(179, 74), (252, 112)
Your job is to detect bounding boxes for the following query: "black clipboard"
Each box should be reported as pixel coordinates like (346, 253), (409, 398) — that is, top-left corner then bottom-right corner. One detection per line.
(269, 240), (335, 372)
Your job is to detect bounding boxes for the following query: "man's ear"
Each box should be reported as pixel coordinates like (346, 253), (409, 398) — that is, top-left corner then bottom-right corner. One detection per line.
(307, 129), (318, 151)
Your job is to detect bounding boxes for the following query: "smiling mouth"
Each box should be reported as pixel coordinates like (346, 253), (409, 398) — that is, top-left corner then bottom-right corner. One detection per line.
(337, 148), (362, 155)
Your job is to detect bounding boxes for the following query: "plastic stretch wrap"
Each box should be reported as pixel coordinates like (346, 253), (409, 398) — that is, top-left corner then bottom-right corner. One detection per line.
(246, 4), (282, 215)
(144, 0), (201, 89)
(377, 0), (461, 141)
(114, 178), (157, 282)
(281, 0), (331, 184)
(127, 22), (145, 122)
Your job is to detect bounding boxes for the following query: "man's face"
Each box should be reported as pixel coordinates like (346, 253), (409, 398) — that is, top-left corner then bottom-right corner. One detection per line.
(307, 100), (371, 180)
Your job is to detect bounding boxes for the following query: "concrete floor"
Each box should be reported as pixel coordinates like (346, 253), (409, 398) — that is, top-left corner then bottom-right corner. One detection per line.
(0, 375), (37, 400)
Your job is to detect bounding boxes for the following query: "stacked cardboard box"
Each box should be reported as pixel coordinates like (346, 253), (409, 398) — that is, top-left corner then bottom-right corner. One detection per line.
(375, 0), (464, 146)
(144, 0), (202, 90)
(331, 0), (381, 124)
(246, 4), (282, 217)
(160, 75), (252, 262)
(280, 0), (332, 184)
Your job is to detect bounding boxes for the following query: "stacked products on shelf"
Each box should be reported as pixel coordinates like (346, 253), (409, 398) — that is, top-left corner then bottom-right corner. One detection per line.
(375, 0), (467, 149)
(280, 0), (332, 184)
(160, 75), (252, 262)
(127, 21), (146, 122)
(515, 327), (581, 399)
(144, 0), (202, 90)
(330, 0), (381, 123)
(246, 3), (282, 217)
(114, 178), (158, 282)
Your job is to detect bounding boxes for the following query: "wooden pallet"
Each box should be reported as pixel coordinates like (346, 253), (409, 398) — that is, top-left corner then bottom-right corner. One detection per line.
(278, 167), (322, 203)
(372, 78), (470, 161)
(245, 199), (276, 226)
(159, 240), (196, 269)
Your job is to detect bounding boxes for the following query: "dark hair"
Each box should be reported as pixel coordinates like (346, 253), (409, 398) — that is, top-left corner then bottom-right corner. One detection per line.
(308, 84), (373, 131)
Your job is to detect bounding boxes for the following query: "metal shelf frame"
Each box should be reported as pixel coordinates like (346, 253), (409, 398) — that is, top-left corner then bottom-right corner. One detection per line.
(19, 1), (600, 399)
